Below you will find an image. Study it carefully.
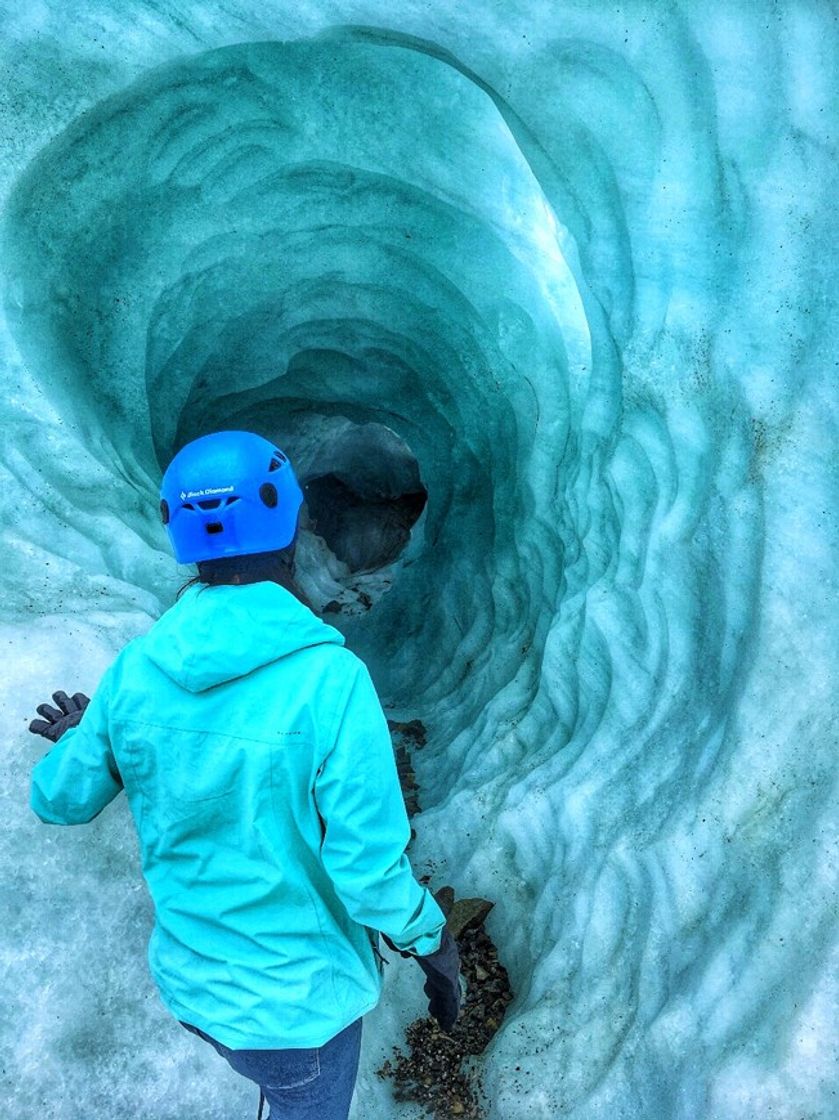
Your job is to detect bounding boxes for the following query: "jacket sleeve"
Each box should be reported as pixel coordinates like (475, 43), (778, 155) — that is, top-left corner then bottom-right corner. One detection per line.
(314, 660), (445, 956)
(30, 669), (123, 825)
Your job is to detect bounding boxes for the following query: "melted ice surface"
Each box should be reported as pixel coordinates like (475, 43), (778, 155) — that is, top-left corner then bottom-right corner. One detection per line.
(1, 5), (835, 1118)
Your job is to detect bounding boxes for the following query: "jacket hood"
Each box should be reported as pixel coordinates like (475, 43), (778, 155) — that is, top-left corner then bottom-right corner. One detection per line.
(144, 581), (345, 692)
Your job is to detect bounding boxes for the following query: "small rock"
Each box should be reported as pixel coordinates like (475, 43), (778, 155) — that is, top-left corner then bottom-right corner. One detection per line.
(446, 897), (494, 939)
(434, 885), (455, 918)
(387, 718), (428, 747)
(402, 718), (427, 745)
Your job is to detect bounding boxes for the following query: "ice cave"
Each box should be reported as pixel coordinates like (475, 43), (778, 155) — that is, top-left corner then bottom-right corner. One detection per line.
(2, 2), (836, 1118)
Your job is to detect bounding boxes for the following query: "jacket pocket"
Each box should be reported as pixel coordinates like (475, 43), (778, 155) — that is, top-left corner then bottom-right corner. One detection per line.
(121, 722), (245, 806)
(161, 729), (243, 803)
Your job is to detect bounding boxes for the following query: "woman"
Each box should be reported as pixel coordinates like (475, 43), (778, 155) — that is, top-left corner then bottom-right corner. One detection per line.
(29, 430), (461, 1120)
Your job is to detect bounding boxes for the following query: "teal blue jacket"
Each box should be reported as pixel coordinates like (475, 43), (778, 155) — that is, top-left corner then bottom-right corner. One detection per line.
(30, 582), (445, 1048)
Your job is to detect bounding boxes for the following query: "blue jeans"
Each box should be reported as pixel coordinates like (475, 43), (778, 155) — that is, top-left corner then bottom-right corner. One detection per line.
(180, 1017), (362, 1119)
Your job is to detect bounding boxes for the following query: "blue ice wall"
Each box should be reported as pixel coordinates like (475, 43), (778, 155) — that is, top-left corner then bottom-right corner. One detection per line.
(1, 3), (836, 1119)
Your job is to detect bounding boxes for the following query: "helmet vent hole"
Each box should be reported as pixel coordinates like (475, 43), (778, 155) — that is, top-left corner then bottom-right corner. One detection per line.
(205, 521), (224, 535)
(260, 482), (278, 508)
(197, 498), (222, 510)
(225, 496), (241, 506)
(182, 502), (196, 511)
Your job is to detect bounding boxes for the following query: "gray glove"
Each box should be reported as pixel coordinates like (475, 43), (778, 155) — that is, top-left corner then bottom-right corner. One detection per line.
(382, 928), (463, 1032)
(415, 929), (462, 1032)
(29, 691), (90, 742)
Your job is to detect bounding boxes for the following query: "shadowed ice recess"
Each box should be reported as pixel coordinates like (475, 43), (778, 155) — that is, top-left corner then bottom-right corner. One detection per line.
(1, 5), (836, 1119)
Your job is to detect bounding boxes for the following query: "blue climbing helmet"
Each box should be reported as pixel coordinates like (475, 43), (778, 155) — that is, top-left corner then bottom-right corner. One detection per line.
(159, 431), (304, 564)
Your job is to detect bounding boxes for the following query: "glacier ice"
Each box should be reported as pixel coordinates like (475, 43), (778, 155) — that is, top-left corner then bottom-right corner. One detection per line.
(1, 3), (836, 1118)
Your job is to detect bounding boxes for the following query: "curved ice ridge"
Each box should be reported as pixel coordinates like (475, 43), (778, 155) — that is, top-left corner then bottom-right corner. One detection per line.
(1, 8), (835, 1120)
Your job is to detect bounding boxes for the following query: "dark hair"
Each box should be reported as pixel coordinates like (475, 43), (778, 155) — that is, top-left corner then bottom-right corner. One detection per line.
(176, 545), (315, 611)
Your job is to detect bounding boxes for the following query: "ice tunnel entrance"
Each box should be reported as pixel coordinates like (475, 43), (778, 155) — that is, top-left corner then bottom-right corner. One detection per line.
(302, 421), (427, 574)
(2, 34), (585, 687)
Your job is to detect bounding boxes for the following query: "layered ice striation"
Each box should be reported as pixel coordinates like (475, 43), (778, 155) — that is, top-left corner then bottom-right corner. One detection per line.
(1, 4), (836, 1118)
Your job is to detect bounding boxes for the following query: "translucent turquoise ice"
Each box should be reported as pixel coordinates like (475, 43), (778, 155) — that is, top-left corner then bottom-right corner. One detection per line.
(1, 4), (835, 1118)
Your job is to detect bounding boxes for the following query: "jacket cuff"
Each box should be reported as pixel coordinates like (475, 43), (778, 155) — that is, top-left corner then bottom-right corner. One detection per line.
(386, 888), (446, 956)
(407, 925), (445, 956)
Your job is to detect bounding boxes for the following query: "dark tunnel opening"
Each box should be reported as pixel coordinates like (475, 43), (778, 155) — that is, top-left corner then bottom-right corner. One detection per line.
(304, 472), (427, 573)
